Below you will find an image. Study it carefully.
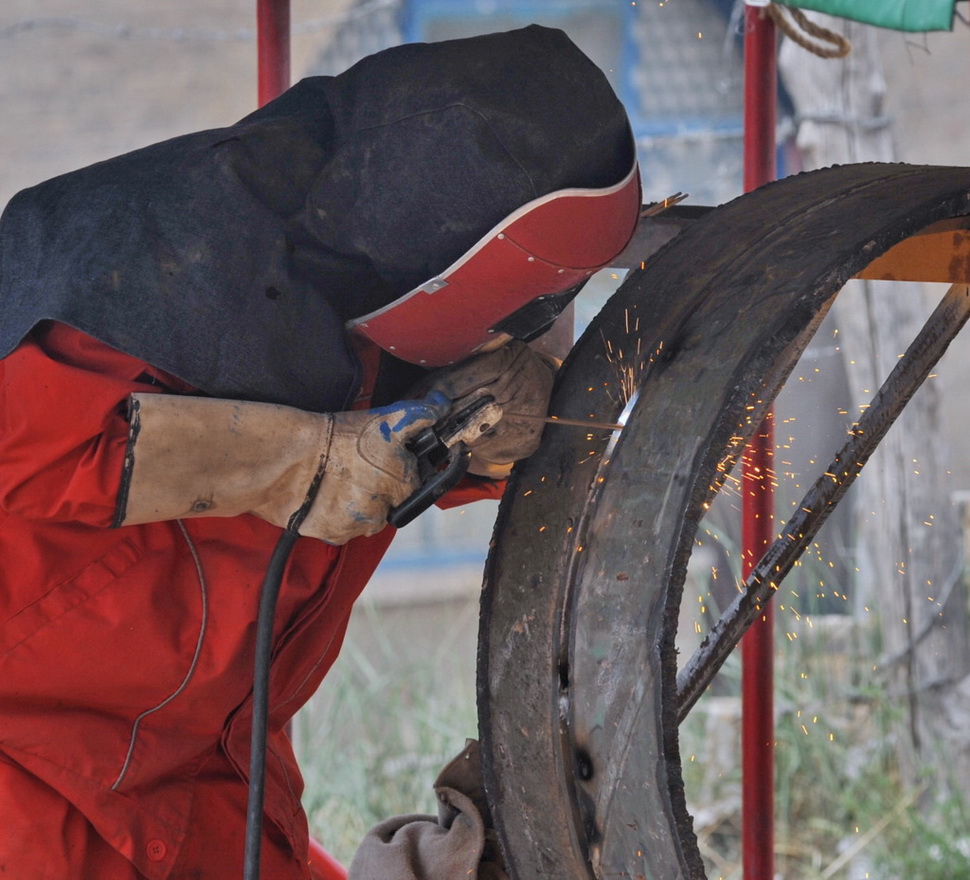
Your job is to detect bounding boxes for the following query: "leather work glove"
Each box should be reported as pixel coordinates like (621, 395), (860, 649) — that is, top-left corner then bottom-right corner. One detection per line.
(348, 740), (507, 880)
(413, 341), (558, 479)
(115, 391), (450, 544)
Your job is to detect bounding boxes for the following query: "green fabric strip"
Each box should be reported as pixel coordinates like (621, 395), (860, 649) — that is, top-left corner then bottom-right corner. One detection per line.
(777, 0), (955, 32)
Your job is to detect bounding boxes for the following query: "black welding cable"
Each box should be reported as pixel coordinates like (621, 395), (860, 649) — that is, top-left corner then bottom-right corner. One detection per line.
(242, 527), (299, 880)
(243, 456), (327, 880)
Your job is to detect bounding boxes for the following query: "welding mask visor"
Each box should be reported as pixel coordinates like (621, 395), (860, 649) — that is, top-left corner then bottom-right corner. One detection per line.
(346, 157), (641, 367)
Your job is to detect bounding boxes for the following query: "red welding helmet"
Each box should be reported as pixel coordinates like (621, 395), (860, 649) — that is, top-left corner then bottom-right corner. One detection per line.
(347, 157), (641, 366)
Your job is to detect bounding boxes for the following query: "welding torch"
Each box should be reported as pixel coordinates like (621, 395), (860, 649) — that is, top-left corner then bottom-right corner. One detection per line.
(388, 397), (624, 528)
(387, 394), (503, 527)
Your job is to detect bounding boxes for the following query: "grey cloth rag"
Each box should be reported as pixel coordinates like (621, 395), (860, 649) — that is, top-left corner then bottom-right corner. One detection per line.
(347, 740), (507, 880)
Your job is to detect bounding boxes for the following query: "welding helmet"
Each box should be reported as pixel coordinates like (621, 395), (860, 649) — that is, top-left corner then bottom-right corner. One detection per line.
(335, 26), (641, 367)
(347, 156), (640, 366)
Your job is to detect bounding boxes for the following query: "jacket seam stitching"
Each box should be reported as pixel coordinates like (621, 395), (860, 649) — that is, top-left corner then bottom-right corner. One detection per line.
(111, 520), (208, 791)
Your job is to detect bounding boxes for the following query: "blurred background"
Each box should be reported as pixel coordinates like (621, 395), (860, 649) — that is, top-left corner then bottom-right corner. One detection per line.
(3, 3), (969, 877)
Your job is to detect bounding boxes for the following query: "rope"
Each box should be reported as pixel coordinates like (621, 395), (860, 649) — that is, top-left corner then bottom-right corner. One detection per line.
(765, 2), (852, 58)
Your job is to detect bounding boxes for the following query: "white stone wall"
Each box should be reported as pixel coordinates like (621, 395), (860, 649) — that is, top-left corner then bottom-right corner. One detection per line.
(0, 0), (356, 205)
(876, 24), (970, 488)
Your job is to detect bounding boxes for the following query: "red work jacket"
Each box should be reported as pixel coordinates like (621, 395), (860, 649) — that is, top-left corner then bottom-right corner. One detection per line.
(0, 323), (501, 879)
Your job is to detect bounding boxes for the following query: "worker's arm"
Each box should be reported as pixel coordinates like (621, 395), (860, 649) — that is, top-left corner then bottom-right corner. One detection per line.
(116, 390), (449, 544)
(1, 324), (549, 540)
(118, 339), (557, 540)
(0, 324), (445, 544)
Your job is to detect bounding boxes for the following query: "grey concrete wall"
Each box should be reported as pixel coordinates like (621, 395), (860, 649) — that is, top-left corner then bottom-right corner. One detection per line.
(0, 0), (356, 206)
(877, 25), (970, 488)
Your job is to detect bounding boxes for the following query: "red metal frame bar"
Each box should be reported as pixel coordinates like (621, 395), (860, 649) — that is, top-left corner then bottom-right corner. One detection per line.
(257, 0), (291, 107)
(741, 5), (777, 880)
(308, 837), (349, 880)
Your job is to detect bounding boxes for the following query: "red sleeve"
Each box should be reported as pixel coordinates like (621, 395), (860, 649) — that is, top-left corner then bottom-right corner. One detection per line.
(436, 474), (507, 508)
(0, 323), (187, 526)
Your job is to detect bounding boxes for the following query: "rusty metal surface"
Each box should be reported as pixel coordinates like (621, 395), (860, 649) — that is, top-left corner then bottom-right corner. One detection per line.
(854, 217), (970, 282)
(477, 163), (970, 880)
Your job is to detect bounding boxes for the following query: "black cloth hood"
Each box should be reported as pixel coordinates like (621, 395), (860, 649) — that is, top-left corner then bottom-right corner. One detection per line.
(0, 25), (634, 411)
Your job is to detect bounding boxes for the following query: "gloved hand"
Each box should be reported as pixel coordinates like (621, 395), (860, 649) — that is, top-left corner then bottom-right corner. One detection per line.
(348, 740), (507, 880)
(115, 391), (450, 544)
(413, 341), (558, 479)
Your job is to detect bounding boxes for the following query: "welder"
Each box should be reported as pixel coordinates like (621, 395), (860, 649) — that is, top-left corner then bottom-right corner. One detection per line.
(0, 25), (639, 880)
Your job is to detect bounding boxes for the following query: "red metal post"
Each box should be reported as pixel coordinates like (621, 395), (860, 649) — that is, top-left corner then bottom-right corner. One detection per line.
(741, 4), (777, 880)
(308, 837), (349, 880)
(257, 0), (291, 106)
